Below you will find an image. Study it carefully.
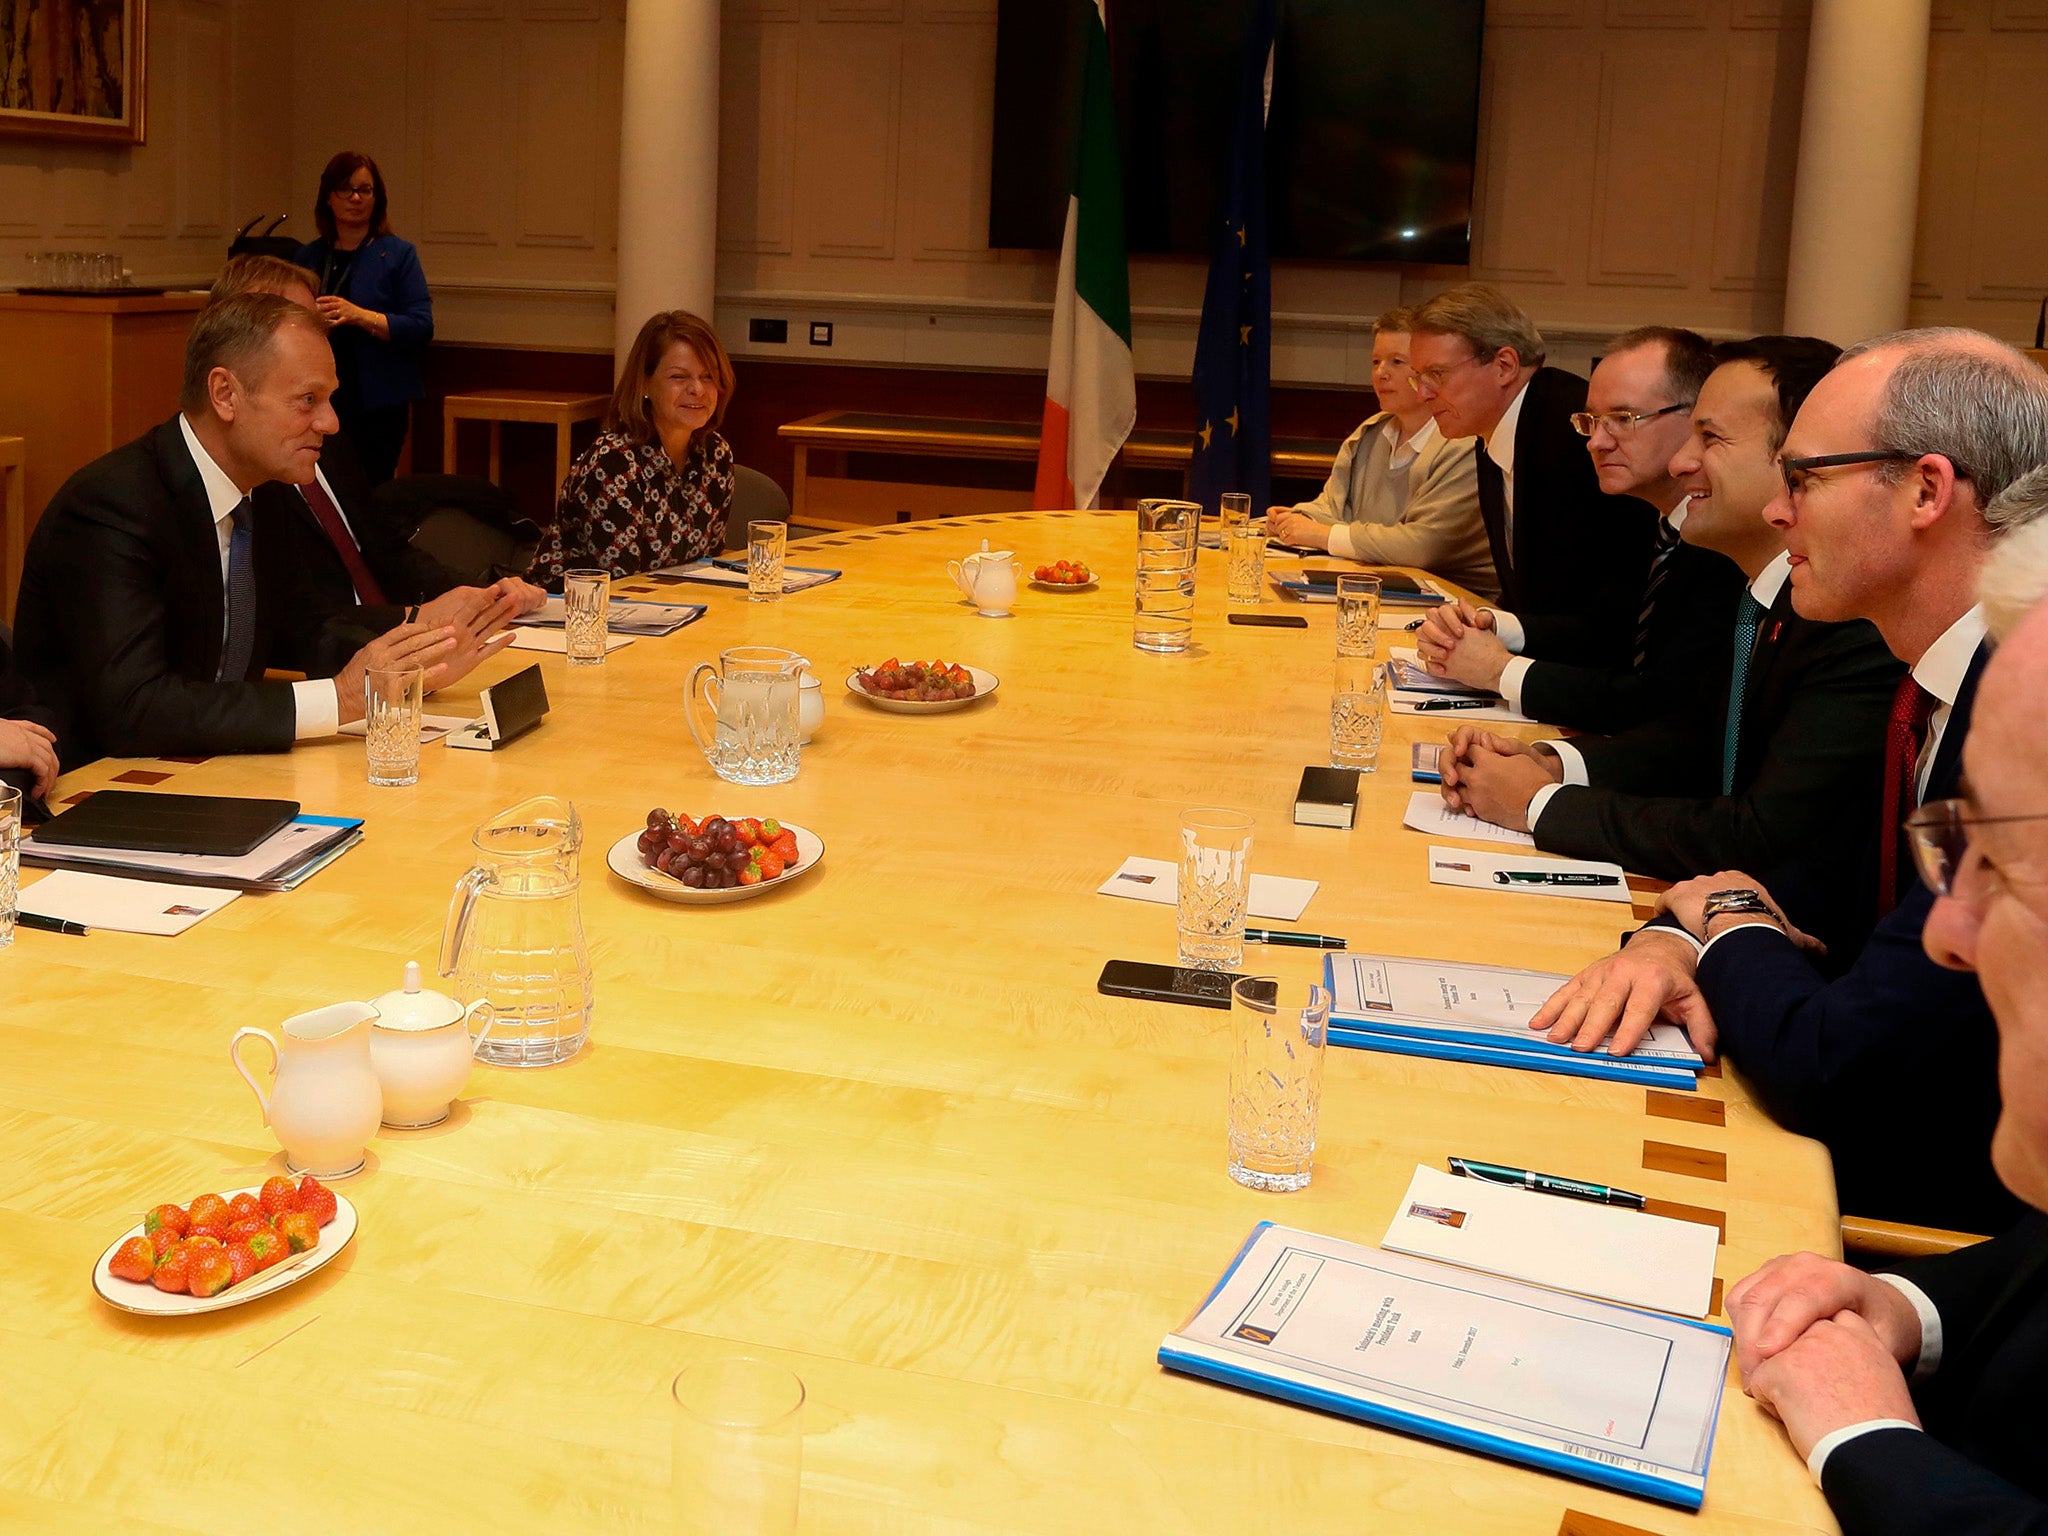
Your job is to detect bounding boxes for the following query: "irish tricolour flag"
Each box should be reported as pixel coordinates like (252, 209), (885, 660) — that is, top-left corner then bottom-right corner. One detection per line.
(1034, 0), (1135, 512)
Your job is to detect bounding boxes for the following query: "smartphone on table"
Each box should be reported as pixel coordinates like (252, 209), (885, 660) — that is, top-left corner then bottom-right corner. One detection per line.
(1097, 960), (1240, 1010)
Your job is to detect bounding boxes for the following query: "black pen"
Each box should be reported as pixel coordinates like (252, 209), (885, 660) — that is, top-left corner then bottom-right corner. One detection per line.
(15, 912), (88, 935)
(1492, 871), (1620, 887)
(1404, 617), (1428, 631)
(1448, 1156), (1647, 1210)
(1244, 928), (1347, 950)
(1410, 697), (1496, 712)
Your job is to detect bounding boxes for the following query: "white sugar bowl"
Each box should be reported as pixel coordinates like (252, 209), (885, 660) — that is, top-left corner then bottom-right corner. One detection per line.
(368, 961), (494, 1128)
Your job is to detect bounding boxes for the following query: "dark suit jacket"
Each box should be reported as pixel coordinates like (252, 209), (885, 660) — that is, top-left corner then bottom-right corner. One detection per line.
(1693, 643), (2023, 1235)
(293, 235), (433, 410)
(1534, 580), (1903, 921)
(0, 633), (60, 814)
(1475, 367), (1657, 667)
(1822, 1214), (2048, 1535)
(13, 418), (325, 766)
(1516, 536), (1745, 733)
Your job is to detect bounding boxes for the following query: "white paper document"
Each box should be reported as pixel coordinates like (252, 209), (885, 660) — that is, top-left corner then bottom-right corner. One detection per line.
(506, 628), (634, 655)
(338, 712), (471, 744)
(511, 597), (704, 636)
(1402, 790), (1537, 847)
(1387, 649), (1533, 723)
(1096, 856), (1317, 921)
(1161, 1224), (1730, 1508)
(18, 870), (241, 936)
(651, 560), (841, 593)
(1426, 845), (1631, 904)
(1382, 1166), (1721, 1318)
(1324, 951), (1704, 1066)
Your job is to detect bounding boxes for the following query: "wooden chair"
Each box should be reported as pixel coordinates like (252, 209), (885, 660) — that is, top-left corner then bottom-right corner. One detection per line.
(1842, 1214), (1989, 1261)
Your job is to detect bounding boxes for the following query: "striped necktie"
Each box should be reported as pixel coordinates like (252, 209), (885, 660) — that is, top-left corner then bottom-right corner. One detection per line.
(1877, 676), (1938, 916)
(218, 497), (258, 683)
(1633, 516), (1683, 670)
(1719, 591), (1767, 795)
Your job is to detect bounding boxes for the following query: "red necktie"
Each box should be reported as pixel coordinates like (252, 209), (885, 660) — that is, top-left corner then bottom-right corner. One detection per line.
(300, 478), (386, 607)
(1877, 674), (1937, 916)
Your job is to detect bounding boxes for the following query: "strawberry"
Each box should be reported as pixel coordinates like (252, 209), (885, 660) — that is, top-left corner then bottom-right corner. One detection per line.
(186, 1218), (229, 1245)
(770, 832), (798, 862)
(183, 1233), (224, 1251)
(292, 1176), (339, 1227)
(246, 1228), (291, 1271)
(109, 1236), (157, 1283)
(186, 1192), (229, 1230)
(226, 1242), (261, 1286)
(186, 1246), (234, 1299)
(143, 1203), (188, 1242)
(149, 1226), (184, 1261)
(756, 852), (785, 881)
(276, 1211), (320, 1254)
(225, 1217), (271, 1244)
(737, 817), (763, 845)
(259, 1176), (298, 1219)
(759, 819), (783, 840)
(151, 1244), (193, 1294)
(226, 1192), (263, 1225)
(736, 864), (762, 885)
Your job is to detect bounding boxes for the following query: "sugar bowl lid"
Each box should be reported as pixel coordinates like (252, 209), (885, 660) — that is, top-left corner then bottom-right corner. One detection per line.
(370, 961), (466, 1031)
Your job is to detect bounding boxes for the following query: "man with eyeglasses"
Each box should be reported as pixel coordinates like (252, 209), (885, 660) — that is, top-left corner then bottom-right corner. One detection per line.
(1715, 515), (2048, 1536)
(1418, 325), (1745, 732)
(1525, 327), (2048, 1236)
(1403, 283), (1656, 671)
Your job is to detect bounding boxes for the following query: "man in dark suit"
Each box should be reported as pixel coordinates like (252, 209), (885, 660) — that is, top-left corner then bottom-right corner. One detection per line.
(1438, 338), (1902, 931)
(1526, 328), (2048, 1235)
(0, 634), (60, 816)
(13, 293), (512, 765)
(1406, 283), (1658, 668)
(1417, 325), (1745, 732)
(1722, 545), (2048, 1534)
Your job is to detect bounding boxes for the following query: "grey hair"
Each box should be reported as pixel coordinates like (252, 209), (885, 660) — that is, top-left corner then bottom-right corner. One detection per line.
(1839, 327), (2048, 518)
(1372, 304), (1415, 339)
(1409, 283), (1547, 369)
(1980, 468), (2048, 640)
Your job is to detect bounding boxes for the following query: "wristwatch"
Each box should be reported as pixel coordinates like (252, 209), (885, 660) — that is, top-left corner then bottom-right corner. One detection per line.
(1699, 888), (1781, 936)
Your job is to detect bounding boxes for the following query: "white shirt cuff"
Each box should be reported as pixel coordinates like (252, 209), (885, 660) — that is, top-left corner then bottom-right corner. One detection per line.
(1487, 608), (1526, 653)
(1527, 782), (1566, 830)
(1542, 739), (1589, 786)
(1874, 1274), (1943, 1381)
(292, 679), (341, 742)
(1498, 656), (1534, 714)
(1697, 917), (1791, 961)
(1326, 522), (1358, 560)
(1632, 922), (1704, 956)
(1807, 1421), (1924, 1486)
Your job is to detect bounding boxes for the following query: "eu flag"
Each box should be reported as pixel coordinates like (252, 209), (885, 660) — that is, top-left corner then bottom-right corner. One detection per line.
(1186, 0), (1276, 519)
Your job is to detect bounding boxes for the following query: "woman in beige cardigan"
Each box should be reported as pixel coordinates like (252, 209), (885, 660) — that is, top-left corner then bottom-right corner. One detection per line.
(1266, 307), (1498, 601)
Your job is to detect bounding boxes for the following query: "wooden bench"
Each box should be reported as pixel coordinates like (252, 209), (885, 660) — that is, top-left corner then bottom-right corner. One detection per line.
(778, 410), (1343, 528)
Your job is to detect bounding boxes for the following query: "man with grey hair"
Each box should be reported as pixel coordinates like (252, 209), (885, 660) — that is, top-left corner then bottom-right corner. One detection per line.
(1523, 326), (2048, 1234)
(13, 292), (513, 766)
(1405, 282), (1655, 665)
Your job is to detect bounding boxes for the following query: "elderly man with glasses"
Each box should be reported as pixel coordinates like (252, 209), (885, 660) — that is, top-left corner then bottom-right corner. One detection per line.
(1523, 327), (2048, 1236)
(1715, 512), (2048, 1536)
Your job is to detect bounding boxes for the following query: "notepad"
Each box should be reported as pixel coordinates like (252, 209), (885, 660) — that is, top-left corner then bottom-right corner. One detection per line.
(506, 628), (634, 654)
(1426, 846), (1630, 903)
(1401, 791), (1536, 847)
(338, 712), (471, 744)
(1382, 1165), (1721, 1318)
(1096, 856), (1316, 921)
(511, 597), (704, 636)
(17, 870), (240, 936)
(654, 559), (842, 593)
(1161, 1224), (1730, 1510)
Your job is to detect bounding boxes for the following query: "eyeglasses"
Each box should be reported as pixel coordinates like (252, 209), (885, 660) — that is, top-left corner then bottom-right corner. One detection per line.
(334, 186), (376, 201)
(1570, 402), (1694, 438)
(1905, 798), (2048, 897)
(1777, 449), (1925, 499)
(1412, 354), (1486, 392)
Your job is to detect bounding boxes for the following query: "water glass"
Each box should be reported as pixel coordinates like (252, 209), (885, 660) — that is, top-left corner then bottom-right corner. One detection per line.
(1227, 975), (1331, 1192)
(1226, 519), (1267, 604)
(563, 568), (611, 666)
(1135, 498), (1200, 653)
(1178, 807), (1254, 970)
(672, 1357), (804, 1536)
(1335, 573), (1382, 656)
(1219, 490), (1252, 531)
(0, 784), (19, 949)
(1330, 653), (1387, 772)
(748, 520), (786, 602)
(364, 668), (424, 787)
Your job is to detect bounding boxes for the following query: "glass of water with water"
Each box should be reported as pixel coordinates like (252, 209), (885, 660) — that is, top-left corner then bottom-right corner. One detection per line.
(364, 667), (424, 786)
(1227, 975), (1330, 1192)
(1331, 653), (1386, 772)
(1335, 573), (1381, 656)
(0, 784), (19, 950)
(1178, 807), (1254, 969)
(748, 520), (786, 602)
(1226, 519), (1266, 603)
(563, 568), (611, 665)
(1135, 499), (1200, 653)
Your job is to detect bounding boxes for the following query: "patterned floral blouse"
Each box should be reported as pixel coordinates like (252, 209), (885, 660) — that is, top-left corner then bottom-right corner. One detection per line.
(529, 428), (736, 585)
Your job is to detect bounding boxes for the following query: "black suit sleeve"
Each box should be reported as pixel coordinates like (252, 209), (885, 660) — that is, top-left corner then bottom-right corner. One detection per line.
(1823, 1426), (2048, 1536)
(1888, 1215), (2048, 1338)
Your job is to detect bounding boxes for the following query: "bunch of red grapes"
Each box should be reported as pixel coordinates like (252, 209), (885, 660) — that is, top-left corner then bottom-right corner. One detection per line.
(637, 809), (795, 889)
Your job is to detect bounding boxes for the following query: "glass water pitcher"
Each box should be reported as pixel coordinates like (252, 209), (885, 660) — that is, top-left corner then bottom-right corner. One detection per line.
(440, 796), (593, 1067)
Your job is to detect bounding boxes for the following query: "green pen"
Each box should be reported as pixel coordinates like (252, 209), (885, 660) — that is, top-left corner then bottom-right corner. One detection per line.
(1448, 1156), (1647, 1210)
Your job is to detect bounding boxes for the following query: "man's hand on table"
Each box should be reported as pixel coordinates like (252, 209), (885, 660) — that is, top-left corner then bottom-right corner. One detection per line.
(330, 622), (461, 726)
(1264, 509), (1329, 549)
(1414, 599), (1511, 690)
(1438, 728), (1558, 830)
(1527, 929), (1720, 1060)
(1727, 1252), (1926, 1383)
(1658, 871), (1826, 954)
(0, 717), (59, 797)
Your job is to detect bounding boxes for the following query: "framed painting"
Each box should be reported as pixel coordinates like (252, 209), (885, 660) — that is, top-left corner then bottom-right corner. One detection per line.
(0, 0), (147, 145)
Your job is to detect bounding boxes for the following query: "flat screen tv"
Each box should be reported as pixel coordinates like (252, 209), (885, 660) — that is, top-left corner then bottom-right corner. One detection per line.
(991, 0), (1485, 265)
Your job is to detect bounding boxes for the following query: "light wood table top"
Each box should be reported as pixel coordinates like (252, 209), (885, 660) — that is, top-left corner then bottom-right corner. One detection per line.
(0, 510), (1837, 1535)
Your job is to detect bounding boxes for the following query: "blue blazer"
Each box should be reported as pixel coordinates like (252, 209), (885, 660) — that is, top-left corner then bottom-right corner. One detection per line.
(1695, 642), (2024, 1236)
(293, 235), (434, 410)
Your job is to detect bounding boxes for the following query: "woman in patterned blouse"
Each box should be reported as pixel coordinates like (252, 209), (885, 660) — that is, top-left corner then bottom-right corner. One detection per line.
(529, 310), (738, 585)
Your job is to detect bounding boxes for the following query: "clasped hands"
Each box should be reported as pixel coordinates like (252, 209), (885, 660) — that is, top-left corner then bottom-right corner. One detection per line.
(331, 577), (542, 725)
(1416, 598), (1513, 691)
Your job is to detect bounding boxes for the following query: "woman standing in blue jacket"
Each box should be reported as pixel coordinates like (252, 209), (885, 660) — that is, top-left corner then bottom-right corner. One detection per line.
(294, 151), (434, 484)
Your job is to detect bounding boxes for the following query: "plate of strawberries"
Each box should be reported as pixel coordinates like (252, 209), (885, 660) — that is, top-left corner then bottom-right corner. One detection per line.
(92, 1174), (356, 1316)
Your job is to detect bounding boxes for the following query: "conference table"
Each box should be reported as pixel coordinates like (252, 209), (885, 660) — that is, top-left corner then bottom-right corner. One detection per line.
(1, 509), (1840, 1535)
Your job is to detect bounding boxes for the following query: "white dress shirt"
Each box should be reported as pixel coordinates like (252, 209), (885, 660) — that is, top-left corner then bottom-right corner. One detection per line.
(176, 415), (340, 740)
(1804, 1272), (1943, 1483)
(1483, 377), (1528, 560)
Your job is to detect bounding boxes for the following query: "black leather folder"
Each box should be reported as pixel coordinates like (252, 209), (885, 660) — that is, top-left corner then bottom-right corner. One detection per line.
(29, 791), (301, 857)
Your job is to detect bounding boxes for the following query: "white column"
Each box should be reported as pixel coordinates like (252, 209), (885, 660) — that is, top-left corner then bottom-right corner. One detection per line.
(1782, 0), (1931, 345)
(615, 0), (721, 368)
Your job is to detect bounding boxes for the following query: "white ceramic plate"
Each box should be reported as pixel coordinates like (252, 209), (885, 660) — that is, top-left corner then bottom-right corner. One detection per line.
(1028, 575), (1098, 592)
(92, 1186), (358, 1316)
(844, 666), (1000, 714)
(607, 823), (825, 905)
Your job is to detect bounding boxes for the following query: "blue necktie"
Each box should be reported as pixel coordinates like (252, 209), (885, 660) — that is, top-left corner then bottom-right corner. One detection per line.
(218, 497), (257, 683)
(1720, 591), (1767, 794)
